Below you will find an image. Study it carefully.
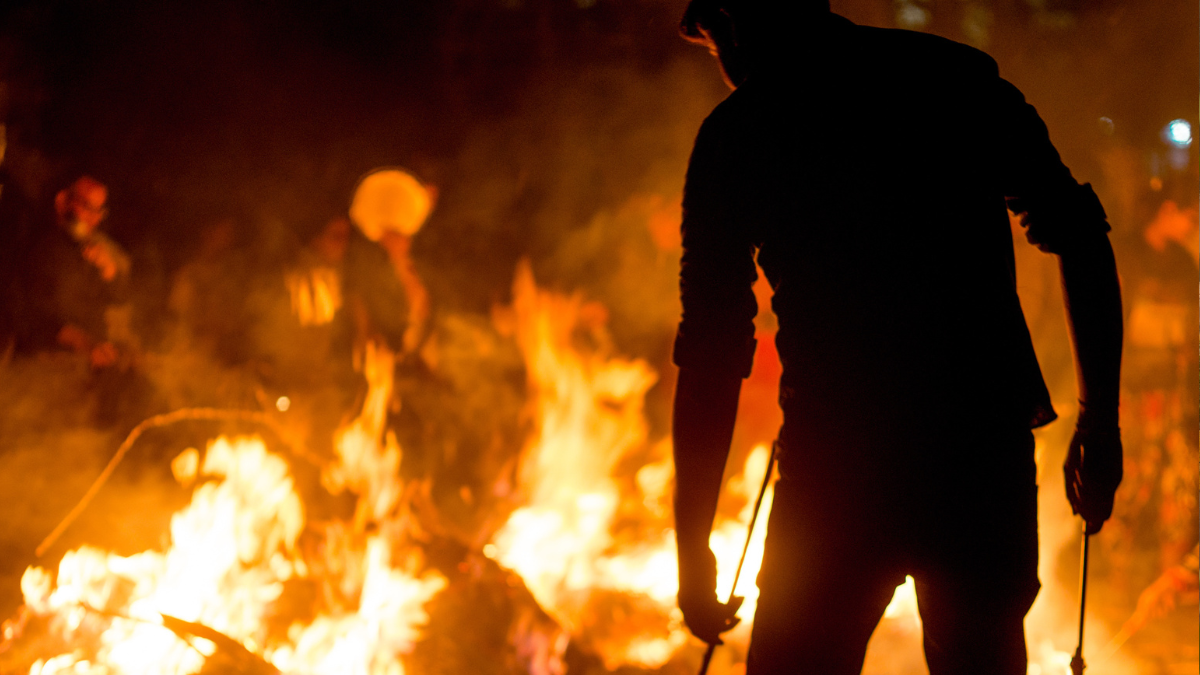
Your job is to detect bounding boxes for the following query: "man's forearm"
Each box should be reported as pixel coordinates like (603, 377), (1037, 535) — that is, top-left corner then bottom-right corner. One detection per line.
(673, 366), (743, 553)
(1059, 235), (1123, 416)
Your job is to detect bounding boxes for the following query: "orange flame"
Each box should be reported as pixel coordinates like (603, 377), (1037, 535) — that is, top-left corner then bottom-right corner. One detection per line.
(486, 263), (781, 669)
(22, 342), (445, 675)
(286, 267), (343, 327)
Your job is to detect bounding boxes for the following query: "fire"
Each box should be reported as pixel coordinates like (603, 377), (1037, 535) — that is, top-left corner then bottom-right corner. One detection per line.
(19, 342), (445, 675)
(484, 264), (1093, 675)
(10, 265), (1143, 675)
(486, 263), (777, 670)
(883, 577), (919, 621)
(286, 267), (343, 327)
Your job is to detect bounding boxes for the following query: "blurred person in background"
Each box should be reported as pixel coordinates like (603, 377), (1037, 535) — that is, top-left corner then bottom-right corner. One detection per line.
(168, 216), (250, 365)
(668, 1), (1125, 673)
(285, 213), (350, 338)
(273, 212), (359, 456)
(1112, 543), (1200, 654)
(21, 175), (131, 370)
(1099, 169), (1199, 623)
(345, 168), (433, 361)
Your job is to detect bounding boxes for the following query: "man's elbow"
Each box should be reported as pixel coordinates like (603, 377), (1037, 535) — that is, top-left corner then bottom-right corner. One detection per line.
(1055, 232), (1117, 264)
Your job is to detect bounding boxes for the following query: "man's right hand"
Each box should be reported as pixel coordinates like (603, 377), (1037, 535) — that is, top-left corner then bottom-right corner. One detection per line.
(677, 545), (744, 644)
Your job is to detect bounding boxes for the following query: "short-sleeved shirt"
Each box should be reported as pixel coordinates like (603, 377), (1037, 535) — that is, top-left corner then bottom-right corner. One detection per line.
(673, 14), (1109, 447)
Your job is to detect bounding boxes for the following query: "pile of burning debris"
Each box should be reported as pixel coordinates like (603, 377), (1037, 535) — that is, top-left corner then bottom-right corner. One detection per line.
(0, 262), (1132, 675)
(0, 265), (785, 675)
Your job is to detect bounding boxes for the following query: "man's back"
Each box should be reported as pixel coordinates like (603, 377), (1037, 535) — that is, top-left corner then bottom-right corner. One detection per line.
(671, 9), (1123, 672)
(674, 15), (1091, 446)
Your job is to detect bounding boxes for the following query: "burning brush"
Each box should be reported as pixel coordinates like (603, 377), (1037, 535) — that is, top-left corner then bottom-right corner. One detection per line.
(6, 343), (447, 675)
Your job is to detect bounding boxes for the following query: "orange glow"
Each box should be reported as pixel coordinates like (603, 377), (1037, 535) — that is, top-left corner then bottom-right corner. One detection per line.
(286, 267), (343, 327)
(21, 342), (445, 675)
(13, 265), (1143, 675)
(485, 263), (779, 670)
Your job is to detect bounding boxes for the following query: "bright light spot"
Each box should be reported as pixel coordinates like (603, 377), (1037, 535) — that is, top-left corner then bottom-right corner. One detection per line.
(1097, 116), (1114, 136)
(883, 575), (920, 621)
(1165, 119), (1192, 147)
(275, 396), (291, 412)
(171, 448), (200, 485)
(482, 544), (497, 559)
(896, 3), (930, 29)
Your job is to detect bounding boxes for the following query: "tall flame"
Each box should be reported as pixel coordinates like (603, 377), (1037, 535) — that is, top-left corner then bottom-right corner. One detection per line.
(486, 263), (777, 670)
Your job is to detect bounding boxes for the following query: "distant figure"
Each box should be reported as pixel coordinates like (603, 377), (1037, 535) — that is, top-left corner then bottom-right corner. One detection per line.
(1106, 195), (1198, 609)
(669, 2), (1124, 674)
(286, 215), (350, 329)
(23, 175), (130, 369)
(169, 217), (248, 363)
(273, 213), (355, 379)
(346, 168), (433, 357)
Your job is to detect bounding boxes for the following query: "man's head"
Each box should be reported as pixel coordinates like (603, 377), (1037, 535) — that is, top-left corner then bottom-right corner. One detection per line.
(55, 176), (109, 237)
(680, 0), (831, 87)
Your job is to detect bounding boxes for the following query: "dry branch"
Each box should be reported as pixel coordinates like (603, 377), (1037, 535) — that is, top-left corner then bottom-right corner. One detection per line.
(35, 407), (321, 558)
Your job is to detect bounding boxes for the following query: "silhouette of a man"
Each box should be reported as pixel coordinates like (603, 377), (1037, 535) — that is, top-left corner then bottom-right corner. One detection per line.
(670, 2), (1124, 673)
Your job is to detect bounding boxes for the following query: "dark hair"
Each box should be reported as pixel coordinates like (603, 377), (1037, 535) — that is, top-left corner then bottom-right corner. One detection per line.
(679, 0), (831, 44)
(679, 0), (724, 43)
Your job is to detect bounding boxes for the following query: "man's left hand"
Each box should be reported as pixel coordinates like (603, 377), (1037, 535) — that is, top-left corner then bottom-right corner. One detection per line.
(1063, 423), (1123, 535)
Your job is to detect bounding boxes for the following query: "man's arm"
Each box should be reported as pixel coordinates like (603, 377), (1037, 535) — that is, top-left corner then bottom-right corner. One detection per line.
(672, 106), (759, 644)
(673, 366), (744, 643)
(992, 68), (1124, 533)
(1059, 235), (1123, 534)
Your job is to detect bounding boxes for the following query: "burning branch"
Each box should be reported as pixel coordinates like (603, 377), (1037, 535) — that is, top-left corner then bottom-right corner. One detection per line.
(36, 407), (318, 558)
(159, 614), (281, 675)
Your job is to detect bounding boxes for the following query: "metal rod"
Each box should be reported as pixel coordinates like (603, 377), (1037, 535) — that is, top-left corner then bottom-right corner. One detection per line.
(698, 441), (778, 675)
(699, 642), (717, 675)
(1070, 527), (1090, 675)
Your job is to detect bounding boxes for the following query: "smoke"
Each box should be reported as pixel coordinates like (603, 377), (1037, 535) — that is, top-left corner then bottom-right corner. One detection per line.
(0, 357), (183, 615)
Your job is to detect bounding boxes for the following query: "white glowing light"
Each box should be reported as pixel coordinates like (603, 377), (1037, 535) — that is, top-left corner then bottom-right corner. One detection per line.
(1165, 119), (1192, 147)
(275, 396), (291, 412)
(896, 3), (930, 29)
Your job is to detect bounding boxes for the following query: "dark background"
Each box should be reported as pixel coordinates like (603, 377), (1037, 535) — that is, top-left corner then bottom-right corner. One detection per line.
(1, 0), (1194, 323)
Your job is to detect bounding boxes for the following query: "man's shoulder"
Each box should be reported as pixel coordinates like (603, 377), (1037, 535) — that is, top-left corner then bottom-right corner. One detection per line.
(693, 88), (751, 147)
(845, 19), (999, 77)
